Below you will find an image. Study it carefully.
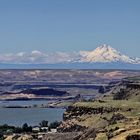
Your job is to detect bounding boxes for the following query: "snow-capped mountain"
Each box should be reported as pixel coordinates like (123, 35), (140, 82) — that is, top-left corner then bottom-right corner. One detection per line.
(79, 44), (140, 64)
(0, 44), (140, 69)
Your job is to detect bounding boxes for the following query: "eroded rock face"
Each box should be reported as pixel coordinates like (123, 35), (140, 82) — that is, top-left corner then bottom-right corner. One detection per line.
(113, 80), (140, 100)
(126, 134), (140, 140)
(63, 106), (120, 120)
(58, 121), (86, 132)
(74, 128), (100, 140)
(109, 113), (127, 125)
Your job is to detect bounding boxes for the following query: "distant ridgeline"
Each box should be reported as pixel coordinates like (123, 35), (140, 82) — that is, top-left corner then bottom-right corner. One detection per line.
(1, 88), (71, 100)
(20, 88), (69, 96)
(3, 88), (69, 96)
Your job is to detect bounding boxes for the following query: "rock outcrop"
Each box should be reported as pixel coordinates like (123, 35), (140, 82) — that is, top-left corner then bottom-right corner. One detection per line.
(63, 106), (120, 121)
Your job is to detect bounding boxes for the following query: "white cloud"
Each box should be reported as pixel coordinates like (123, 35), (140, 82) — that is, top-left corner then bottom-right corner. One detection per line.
(0, 45), (139, 64)
(0, 51), (81, 64)
(31, 50), (43, 56)
(17, 52), (26, 57)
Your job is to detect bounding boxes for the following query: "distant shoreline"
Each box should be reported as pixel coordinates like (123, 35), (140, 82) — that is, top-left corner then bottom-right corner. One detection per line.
(0, 99), (70, 109)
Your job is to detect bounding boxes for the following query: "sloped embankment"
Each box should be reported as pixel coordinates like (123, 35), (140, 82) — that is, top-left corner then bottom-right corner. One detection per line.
(58, 77), (140, 140)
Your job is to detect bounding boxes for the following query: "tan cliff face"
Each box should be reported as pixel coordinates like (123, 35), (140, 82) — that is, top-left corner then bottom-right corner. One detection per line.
(57, 77), (140, 140)
(111, 78), (140, 101)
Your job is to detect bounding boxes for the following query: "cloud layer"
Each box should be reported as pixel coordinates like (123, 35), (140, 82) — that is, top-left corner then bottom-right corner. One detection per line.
(0, 51), (81, 64)
(0, 45), (140, 64)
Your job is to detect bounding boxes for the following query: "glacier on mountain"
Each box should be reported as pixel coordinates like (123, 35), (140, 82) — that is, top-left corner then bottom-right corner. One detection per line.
(79, 44), (140, 64)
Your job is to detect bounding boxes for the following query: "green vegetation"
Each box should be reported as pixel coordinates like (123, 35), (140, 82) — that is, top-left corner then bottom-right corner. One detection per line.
(49, 121), (61, 129)
(39, 120), (48, 127)
(22, 123), (32, 132)
(0, 123), (32, 140)
(0, 120), (61, 139)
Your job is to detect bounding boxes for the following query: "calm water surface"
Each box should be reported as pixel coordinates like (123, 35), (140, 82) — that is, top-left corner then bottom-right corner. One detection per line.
(0, 100), (65, 126)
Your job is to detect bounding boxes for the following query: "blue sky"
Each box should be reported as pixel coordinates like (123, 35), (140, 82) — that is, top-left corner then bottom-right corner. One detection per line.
(0, 0), (140, 57)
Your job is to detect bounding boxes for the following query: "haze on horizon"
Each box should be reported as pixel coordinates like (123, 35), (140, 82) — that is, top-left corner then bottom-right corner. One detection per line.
(0, 0), (140, 58)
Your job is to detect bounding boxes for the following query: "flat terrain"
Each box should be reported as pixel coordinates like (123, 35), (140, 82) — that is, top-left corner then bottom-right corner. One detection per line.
(0, 69), (140, 100)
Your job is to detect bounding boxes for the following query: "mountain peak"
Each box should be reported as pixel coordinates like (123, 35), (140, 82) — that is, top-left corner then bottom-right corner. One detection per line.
(80, 44), (140, 64)
(97, 44), (112, 50)
(94, 44), (119, 55)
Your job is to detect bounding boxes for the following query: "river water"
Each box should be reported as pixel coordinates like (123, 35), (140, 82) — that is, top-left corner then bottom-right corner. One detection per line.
(0, 100), (65, 126)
